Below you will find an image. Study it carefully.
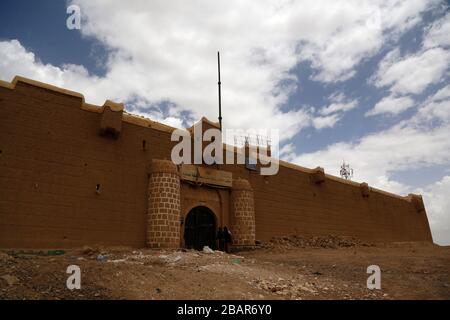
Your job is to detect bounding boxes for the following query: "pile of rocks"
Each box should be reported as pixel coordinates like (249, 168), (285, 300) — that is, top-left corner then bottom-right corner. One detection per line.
(261, 235), (373, 249)
(0, 252), (13, 264)
(253, 278), (319, 299)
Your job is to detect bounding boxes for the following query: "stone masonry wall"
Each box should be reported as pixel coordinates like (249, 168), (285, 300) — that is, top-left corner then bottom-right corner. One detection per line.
(147, 159), (181, 248)
(231, 179), (256, 246)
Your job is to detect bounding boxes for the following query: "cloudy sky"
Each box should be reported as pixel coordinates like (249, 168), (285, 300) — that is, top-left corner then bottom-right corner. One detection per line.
(1, 0), (449, 244)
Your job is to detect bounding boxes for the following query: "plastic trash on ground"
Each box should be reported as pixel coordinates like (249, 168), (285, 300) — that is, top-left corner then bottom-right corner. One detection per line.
(203, 246), (214, 253)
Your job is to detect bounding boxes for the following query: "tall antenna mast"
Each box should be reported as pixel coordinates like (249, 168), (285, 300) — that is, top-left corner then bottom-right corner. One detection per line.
(217, 51), (222, 132)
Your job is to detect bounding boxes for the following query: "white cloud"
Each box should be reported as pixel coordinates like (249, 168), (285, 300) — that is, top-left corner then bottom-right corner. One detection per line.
(312, 113), (342, 129)
(303, 0), (437, 82)
(313, 93), (358, 128)
(416, 94), (450, 123)
(427, 84), (450, 102)
(328, 92), (346, 103)
(295, 83), (450, 193)
(0, 0), (440, 140)
(295, 122), (450, 192)
(127, 104), (186, 129)
(366, 95), (415, 116)
(417, 176), (450, 245)
(372, 47), (450, 95)
(423, 11), (450, 48)
(0, 39), (98, 89)
(320, 100), (358, 116)
(279, 143), (297, 161)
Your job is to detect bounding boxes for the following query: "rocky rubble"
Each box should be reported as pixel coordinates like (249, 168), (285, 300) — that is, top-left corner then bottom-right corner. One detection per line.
(0, 252), (13, 263)
(1, 241), (448, 300)
(261, 235), (374, 250)
(253, 278), (319, 299)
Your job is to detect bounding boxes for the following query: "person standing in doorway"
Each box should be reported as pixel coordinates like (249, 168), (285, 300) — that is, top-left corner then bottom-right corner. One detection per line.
(223, 226), (232, 253)
(216, 227), (225, 251)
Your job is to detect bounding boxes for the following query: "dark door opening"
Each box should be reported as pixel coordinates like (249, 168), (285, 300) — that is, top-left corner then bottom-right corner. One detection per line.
(184, 206), (216, 250)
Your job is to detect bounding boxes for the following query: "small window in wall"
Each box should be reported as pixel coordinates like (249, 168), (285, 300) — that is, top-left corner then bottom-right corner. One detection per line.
(142, 140), (147, 151)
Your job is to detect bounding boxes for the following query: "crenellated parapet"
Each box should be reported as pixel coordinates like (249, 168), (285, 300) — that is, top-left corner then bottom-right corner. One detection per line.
(99, 100), (124, 139)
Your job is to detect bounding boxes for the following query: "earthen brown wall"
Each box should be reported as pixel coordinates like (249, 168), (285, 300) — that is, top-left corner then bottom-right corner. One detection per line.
(0, 79), (176, 248)
(0, 77), (433, 248)
(233, 166), (432, 242)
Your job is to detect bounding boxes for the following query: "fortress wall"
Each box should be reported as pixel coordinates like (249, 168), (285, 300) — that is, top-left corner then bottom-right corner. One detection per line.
(0, 77), (433, 248)
(248, 165), (432, 242)
(215, 164), (432, 243)
(0, 80), (175, 248)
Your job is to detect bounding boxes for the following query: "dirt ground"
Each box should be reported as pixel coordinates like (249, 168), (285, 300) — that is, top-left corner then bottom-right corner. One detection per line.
(1, 236), (449, 300)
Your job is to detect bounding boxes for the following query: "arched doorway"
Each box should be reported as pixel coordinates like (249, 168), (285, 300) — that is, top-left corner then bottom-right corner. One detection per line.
(184, 206), (216, 250)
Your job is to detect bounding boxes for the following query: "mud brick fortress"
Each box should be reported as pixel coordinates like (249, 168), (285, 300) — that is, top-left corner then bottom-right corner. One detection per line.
(0, 77), (433, 249)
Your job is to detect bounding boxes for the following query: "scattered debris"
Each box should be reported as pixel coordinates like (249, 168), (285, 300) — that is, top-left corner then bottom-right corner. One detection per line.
(46, 250), (65, 256)
(203, 246), (214, 253)
(1, 275), (19, 286)
(108, 259), (127, 264)
(159, 253), (183, 264)
(0, 252), (13, 263)
(81, 246), (100, 257)
(96, 254), (108, 262)
(6, 250), (65, 257)
(253, 278), (318, 298)
(0, 241), (447, 300)
(232, 259), (241, 265)
(261, 235), (374, 250)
